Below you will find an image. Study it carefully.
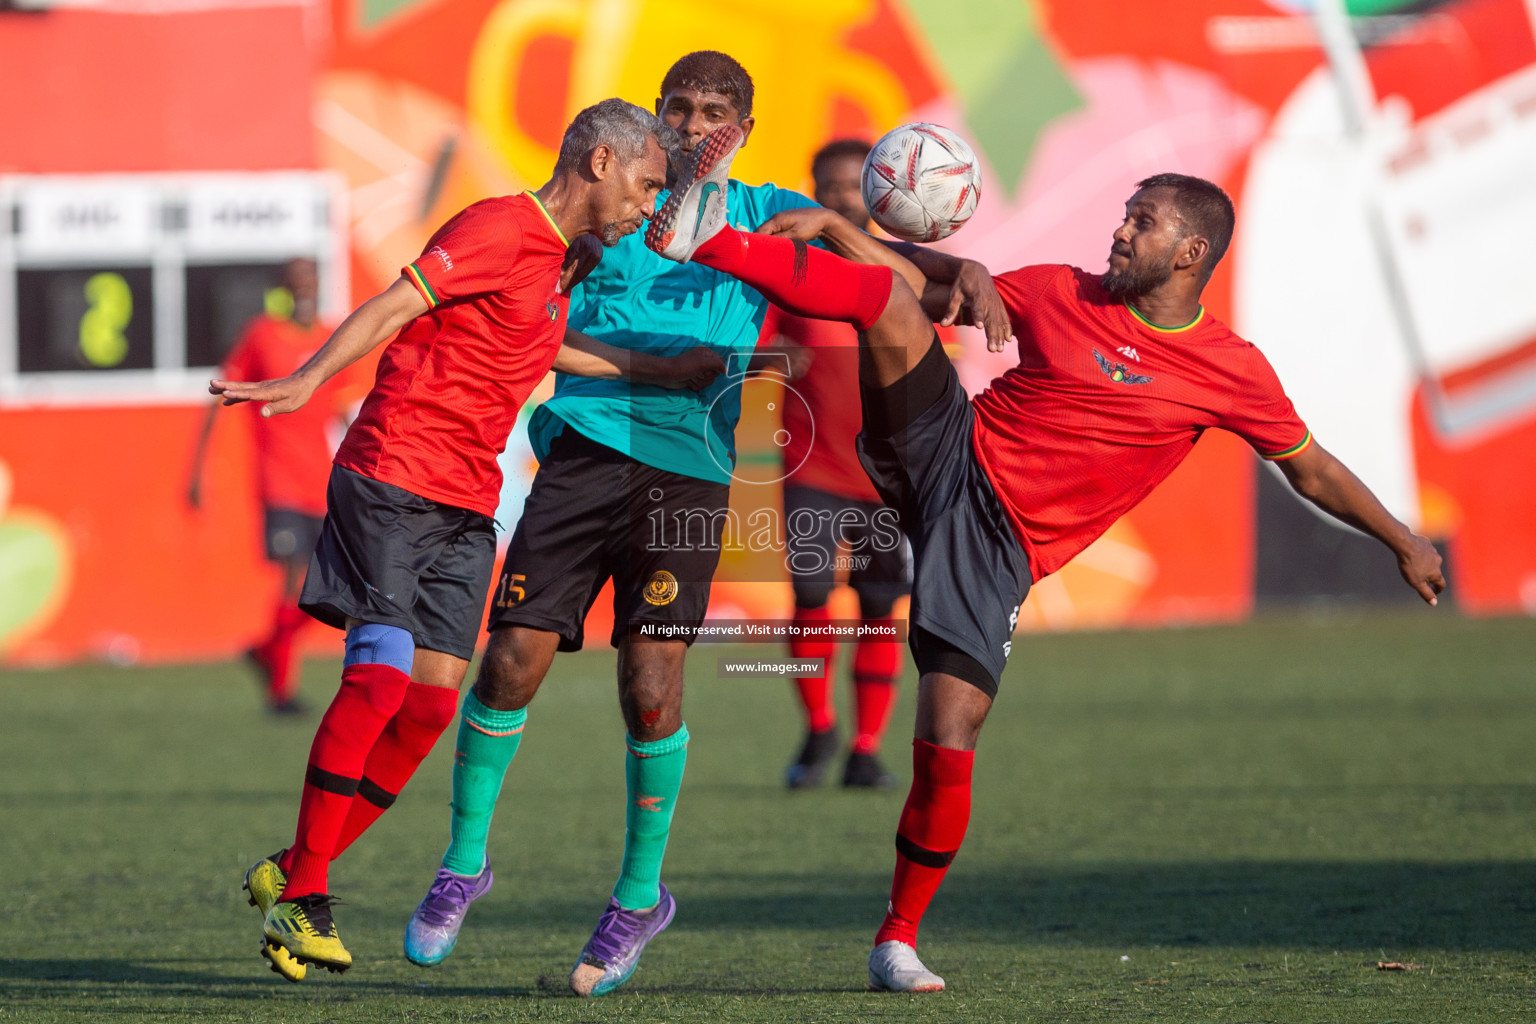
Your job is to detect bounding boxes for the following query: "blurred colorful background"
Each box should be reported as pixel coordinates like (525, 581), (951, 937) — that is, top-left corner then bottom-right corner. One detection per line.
(2, 0), (1533, 665)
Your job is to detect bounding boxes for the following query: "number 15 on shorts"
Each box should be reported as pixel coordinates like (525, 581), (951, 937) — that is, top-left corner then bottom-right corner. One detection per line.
(495, 573), (526, 609)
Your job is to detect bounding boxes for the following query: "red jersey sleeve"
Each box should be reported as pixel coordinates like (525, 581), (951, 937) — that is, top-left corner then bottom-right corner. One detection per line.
(990, 264), (1070, 331)
(402, 204), (525, 309)
(1218, 347), (1313, 461)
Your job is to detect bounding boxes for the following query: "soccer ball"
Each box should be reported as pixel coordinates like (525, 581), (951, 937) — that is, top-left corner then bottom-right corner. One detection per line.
(861, 123), (982, 243)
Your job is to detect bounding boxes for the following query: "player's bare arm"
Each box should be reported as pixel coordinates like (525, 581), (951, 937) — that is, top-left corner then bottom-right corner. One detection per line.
(209, 277), (427, 417)
(757, 207), (1011, 351)
(554, 328), (725, 390)
(1276, 441), (1446, 605)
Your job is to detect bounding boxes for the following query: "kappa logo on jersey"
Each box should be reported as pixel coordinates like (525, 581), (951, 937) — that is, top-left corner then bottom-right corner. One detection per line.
(427, 245), (453, 272)
(1093, 349), (1154, 385)
(643, 570), (679, 606)
(1117, 345), (1141, 362)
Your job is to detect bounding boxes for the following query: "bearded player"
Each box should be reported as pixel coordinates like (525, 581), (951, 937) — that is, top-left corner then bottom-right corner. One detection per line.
(399, 52), (1005, 997)
(646, 129), (1445, 992)
(762, 138), (911, 790)
(210, 99), (722, 982)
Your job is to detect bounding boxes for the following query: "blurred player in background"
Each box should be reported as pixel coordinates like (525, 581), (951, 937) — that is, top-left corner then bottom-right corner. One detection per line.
(761, 139), (909, 790)
(647, 138), (1446, 992)
(188, 258), (363, 714)
(211, 99), (719, 984)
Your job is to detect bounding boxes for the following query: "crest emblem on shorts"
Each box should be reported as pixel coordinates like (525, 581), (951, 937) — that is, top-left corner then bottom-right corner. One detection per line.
(644, 570), (679, 606)
(1093, 349), (1154, 385)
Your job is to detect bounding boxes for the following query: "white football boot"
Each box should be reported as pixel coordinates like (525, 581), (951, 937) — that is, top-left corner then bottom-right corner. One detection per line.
(868, 940), (946, 992)
(644, 124), (743, 263)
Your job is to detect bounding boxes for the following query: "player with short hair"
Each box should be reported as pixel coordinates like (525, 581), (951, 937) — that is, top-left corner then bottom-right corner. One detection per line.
(400, 52), (1004, 997)
(189, 258), (361, 714)
(646, 135), (1446, 992)
(764, 137), (910, 790)
(211, 98), (720, 983)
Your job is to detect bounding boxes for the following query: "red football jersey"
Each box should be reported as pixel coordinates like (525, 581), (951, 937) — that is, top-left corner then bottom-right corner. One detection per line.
(222, 313), (355, 516)
(973, 265), (1312, 580)
(336, 193), (570, 516)
(762, 306), (881, 502)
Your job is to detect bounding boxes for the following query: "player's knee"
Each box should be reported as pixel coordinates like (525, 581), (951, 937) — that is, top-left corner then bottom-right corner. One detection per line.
(344, 622), (415, 675)
(473, 638), (543, 710)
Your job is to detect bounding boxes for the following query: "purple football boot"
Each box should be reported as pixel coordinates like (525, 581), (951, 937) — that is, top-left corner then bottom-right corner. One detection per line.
(568, 883), (677, 996)
(404, 861), (493, 966)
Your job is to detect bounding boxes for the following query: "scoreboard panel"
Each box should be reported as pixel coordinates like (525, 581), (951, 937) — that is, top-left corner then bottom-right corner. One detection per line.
(0, 172), (346, 404)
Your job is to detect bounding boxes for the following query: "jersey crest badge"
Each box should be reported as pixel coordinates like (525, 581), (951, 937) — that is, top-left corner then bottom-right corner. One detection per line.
(1093, 349), (1154, 385)
(644, 570), (679, 606)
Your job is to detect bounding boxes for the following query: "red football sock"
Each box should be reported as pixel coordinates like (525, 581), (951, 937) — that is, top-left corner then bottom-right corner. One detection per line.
(692, 228), (893, 331)
(331, 682), (459, 859)
(789, 606), (837, 733)
(851, 621), (901, 754)
(876, 739), (974, 947)
(261, 601), (310, 703)
(280, 663), (411, 899)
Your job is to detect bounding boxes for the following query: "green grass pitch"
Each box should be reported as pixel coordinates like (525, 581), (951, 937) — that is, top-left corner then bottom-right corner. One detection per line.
(3, 610), (1534, 1022)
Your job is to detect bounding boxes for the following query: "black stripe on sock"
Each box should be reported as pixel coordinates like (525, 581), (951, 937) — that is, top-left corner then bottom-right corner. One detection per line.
(356, 775), (397, 809)
(305, 764), (360, 797)
(896, 833), (957, 869)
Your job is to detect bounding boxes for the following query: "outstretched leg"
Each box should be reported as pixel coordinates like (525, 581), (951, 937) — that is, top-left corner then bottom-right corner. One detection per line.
(646, 124), (936, 388)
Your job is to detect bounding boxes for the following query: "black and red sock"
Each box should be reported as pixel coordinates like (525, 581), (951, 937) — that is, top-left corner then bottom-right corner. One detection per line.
(789, 606), (836, 733)
(876, 739), (973, 947)
(331, 681), (459, 859)
(692, 228), (893, 331)
(279, 663), (411, 899)
(851, 620), (901, 755)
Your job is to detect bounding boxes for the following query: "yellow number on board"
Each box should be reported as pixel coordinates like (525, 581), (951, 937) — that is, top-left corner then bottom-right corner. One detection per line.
(78, 272), (132, 368)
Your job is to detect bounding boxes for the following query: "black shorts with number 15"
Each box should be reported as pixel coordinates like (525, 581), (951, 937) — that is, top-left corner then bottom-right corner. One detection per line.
(487, 428), (729, 650)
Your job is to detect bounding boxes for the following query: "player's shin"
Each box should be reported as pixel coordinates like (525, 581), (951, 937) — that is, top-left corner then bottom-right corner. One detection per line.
(441, 691), (527, 875)
(876, 739), (974, 947)
(331, 682), (459, 858)
(612, 725), (689, 909)
(790, 607), (837, 733)
(689, 229), (895, 332)
(280, 623), (415, 899)
(852, 627), (902, 755)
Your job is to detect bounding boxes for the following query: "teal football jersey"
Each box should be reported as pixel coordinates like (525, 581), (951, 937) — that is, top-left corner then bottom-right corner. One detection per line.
(528, 179), (818, 482)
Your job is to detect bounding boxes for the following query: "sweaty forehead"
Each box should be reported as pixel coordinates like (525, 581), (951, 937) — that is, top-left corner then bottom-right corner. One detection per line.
(1126, 187), (1182, 224)
(660, 87), (739, 116)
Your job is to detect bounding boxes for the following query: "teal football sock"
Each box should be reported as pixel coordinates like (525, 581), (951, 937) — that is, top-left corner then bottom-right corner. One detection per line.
(612, 725), (690, 910)
(442, 692), (526, 876)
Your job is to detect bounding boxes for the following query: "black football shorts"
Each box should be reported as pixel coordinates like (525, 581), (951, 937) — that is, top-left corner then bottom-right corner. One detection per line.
(856, 338), (1032, 698)
(299, 466), (497, 660)
(487, 428), (730, 650)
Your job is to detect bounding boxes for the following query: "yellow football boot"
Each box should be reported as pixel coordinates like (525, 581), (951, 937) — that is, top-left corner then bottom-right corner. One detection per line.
(264, 893), (353, 973)
(243, 851), (305, 982)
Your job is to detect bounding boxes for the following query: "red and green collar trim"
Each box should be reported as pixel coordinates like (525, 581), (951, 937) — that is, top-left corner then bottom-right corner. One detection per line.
(525, 191), (570, 248)
(1125, 300), (1204, 333)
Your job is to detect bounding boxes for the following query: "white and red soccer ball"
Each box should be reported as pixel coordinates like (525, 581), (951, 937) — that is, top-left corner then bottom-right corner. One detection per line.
(861, 122), (982, 243)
